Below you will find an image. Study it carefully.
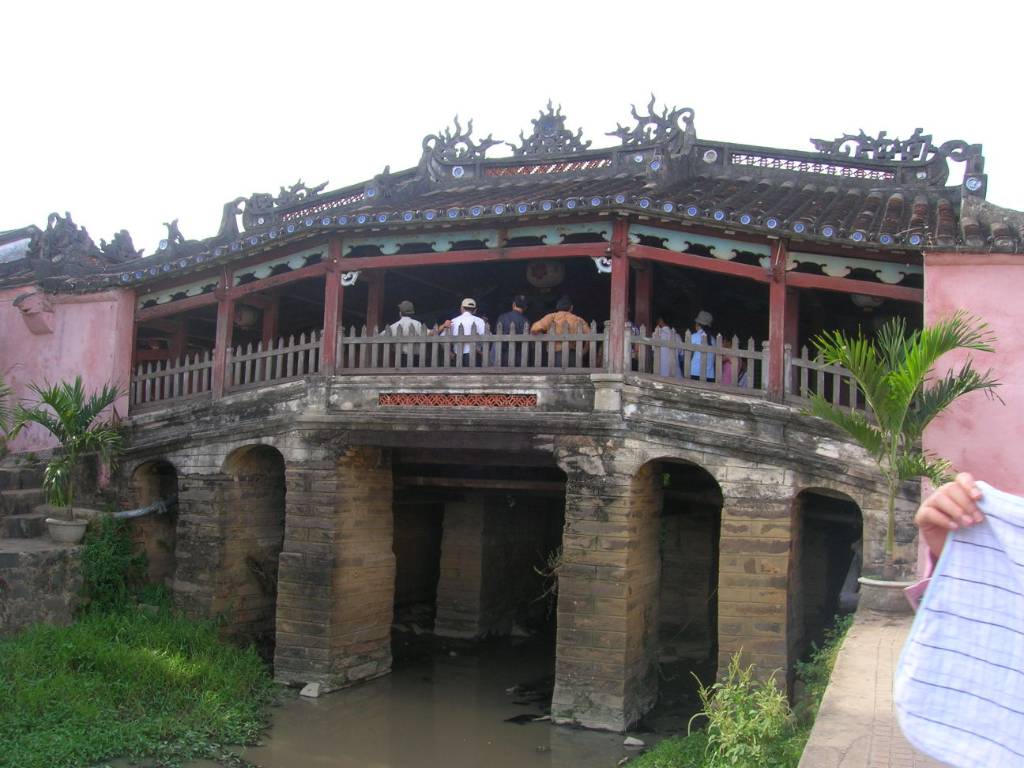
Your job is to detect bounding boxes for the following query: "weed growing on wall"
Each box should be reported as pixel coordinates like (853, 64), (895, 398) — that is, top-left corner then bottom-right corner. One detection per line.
(80, 515), (147, 610)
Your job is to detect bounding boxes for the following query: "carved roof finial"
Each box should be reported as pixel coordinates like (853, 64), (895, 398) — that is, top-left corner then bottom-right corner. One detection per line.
(506, 100), (591, 157)
(607, 94), (696, 155)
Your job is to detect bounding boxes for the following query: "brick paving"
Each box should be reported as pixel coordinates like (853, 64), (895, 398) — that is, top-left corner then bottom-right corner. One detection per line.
(799, 610), (947, 768)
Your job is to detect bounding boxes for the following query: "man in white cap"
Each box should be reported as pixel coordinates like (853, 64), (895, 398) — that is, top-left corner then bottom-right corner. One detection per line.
(449, 297), (485, 367)
(387, 300), (424, 366)
(688, 309), (716, 381)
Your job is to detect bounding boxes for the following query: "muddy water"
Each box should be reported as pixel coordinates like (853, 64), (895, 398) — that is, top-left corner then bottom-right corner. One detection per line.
(238, 633), (665, 768)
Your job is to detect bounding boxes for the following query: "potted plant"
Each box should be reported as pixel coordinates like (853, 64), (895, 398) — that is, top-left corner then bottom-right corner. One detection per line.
(809, 312), (1000, 608)
(9, 377), (123, 544)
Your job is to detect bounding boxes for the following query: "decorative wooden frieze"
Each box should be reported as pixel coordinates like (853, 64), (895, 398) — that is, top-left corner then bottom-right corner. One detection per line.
(137, 276), (219, 309)
(378, 393), (538, 408)
(231, 247), (324, 287)
(787, 251), (921, 284)
(629, 224), (771, 260)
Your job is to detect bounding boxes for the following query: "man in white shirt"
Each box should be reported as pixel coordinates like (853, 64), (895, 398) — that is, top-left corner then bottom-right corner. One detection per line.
(449, 297), (485, 367)
(688, 309), (716, 381)
(387, 300), (424, 366)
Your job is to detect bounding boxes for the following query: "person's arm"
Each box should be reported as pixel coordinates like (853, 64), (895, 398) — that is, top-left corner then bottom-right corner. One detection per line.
(531, 314), (553, 334)
(914, 472), (984, 561)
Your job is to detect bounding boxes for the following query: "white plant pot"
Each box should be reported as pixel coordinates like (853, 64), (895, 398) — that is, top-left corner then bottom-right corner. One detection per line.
(46, 517), (89, 544)
(857, 576), (915, 614)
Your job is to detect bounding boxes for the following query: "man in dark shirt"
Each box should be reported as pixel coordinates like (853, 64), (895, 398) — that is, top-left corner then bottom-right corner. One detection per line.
(493, 294), (530, 366)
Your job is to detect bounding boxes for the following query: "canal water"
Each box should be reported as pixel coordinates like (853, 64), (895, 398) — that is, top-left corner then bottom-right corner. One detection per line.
(232, 630), (703, 768)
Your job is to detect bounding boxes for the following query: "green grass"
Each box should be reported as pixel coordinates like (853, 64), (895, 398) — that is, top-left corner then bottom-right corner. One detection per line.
(0, 609), (275, 768)
(632, 614), (853, 768)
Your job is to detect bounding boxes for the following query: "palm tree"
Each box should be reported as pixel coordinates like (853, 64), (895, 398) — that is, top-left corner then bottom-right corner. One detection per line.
(0, 376), (10, 454)
(809, 311), (1000, 574)
(8, 377), (123, 513)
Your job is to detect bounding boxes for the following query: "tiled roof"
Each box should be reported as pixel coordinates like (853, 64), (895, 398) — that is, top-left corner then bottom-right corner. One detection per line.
(14, 101), (1024, 292)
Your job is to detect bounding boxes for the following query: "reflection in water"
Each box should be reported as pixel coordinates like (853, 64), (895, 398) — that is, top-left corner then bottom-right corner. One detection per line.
(239, 634), (643, 768)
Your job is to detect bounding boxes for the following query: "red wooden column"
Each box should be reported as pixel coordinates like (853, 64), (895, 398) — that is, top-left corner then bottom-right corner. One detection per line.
(261, 296), (280, 346)
(211, 268), (235, 399)
(321, 238), (345, 375)
(634, 263), (653, 331)
(607, 219), (630, 374)
(366, 270), (386, 332)
(766, 240), (789, 400)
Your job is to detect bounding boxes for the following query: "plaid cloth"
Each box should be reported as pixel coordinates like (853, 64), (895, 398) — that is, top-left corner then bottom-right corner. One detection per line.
(895, 482), (1024, 768)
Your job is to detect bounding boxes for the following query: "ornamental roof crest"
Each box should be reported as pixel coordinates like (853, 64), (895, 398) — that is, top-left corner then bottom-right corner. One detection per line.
(607, 95), (696, 156)
(810, 128), (984, 171)
(506, 101), (591, 157)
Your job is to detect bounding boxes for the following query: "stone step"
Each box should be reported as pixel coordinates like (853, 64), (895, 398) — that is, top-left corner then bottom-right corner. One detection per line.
(0, 489), (48, 518)
(1, 513), (48, 539)
(0, 466), (45, 492)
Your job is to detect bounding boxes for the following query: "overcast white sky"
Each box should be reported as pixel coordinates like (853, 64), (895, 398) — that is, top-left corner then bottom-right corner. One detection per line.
(2, 0), (1021, 255)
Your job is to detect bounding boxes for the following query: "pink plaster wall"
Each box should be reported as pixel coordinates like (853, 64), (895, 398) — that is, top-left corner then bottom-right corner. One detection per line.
(0, 286), (135, 454)
(924, 253), (1024, 495)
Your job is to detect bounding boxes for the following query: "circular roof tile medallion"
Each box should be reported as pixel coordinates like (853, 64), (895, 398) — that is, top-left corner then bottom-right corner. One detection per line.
(322, 216), (332, 226)
(256, 216), (266, 225)
(338, 215), (349, 225)
(365, 186), (377, 198)
(149, 266), (160, 276)
(179, 259), (189, 268)
(590, 196), (603, 207)
(703, 149), (719, 164)
(713, 209), (726, 222)
(249, 235), (260, 246)
(402, 211), (415, 222)
(879, 233), (894, 245)
(739, 213), (752, 226)
(470, 205), (484, 217)
(661, 202), (674, 213)
(516, 203), (530, 214)
(965, 176), (984, 192)
(613, 193), (627, 204)
(916, 170), (929, 180)
(565, 198), (577, 209)
(765, 217), (780, 230)
(213, 247), (225, 257)
(158, 239), (169, 251)
(304, 217), (314, 227)
(377, 213), (388, 223)
(286, 223), (296, 234)
(540, 200), (554, 211)
(121, 273), (130, 282)
(230, 241), (241, 252)
(424, 209), (438, 221)
(649, 159), (662, 171)
(447, 207), (460, 219)
(908, 233), (923, 246)
(134, 270), (144, 279)
(162, 263), (172, 272)
(821, 225), (835, 238)
(850, 230), (866, 243)
(356, 214), (369, 225)
(792, 221), (806, 234)
(196, 254), (207, 263)
(269, 228), (279, 239)
(493, 203), (507, 215)
(633, 153), (645, 164)
(686, 205), (700, 217)
(637, 198), (651, 209)
(452, 165), (465, 178)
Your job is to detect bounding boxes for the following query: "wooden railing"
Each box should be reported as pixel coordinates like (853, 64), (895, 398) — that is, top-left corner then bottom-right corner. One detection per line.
(785, 344), (865, 412)
(337, 323), (608, 373)
(131, 351), (214, 410)
(128, 324), (862, 413)
(628, 328), (769, 393)
(226, 332), (321, 391)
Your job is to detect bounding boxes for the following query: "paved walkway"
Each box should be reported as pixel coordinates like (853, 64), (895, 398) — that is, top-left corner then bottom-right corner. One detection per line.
(799, 610), (947, 768)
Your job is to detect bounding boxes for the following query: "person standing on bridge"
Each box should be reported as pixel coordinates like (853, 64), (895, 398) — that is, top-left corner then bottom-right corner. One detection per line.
(386, 300), (424, 367)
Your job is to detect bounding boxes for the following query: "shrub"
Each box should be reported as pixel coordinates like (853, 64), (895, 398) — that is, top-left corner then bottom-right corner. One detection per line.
(80, 515), (147, 610)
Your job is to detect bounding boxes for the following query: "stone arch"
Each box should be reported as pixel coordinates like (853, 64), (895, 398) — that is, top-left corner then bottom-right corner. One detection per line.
(128, 459), (179, 587)
(630, 456), (720, 729)
(788, 487), (863, 676)
(219, 444), (287, 648)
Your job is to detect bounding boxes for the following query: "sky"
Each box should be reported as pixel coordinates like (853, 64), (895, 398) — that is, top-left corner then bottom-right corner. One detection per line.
(2, 0), (1021, 256)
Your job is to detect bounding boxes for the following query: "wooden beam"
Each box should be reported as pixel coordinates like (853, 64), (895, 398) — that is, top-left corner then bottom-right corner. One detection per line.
(785, 272), (923, 303)
(767, 240), (788, 400)
(337, 243), (608, 272)
(135, 292), (217, 322)
(366, 270), (386, 332)
(627, 243), (770, 283)
(261, 295), (280, 345)
(211, 270), (234, 399)
(321, 238), (344, 375)
(226, 261), (328, 300)
(608, 219), (629, 374)
(634, 262), (653, 330)
(394, 476), (565, 493)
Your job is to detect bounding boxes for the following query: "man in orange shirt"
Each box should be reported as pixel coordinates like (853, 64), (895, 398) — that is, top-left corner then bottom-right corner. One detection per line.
(530, 295), (589, 366)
